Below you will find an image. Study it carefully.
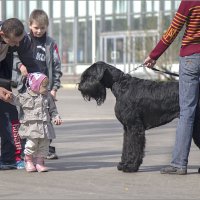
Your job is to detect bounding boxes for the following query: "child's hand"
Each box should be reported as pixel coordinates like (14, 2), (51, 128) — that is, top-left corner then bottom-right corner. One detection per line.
(19, 64), (28, 76)
(54, 117), (62, 125)
(5, 93), (12, 102)
(0, 87), (13, 102)
(51, 90), (57, 101)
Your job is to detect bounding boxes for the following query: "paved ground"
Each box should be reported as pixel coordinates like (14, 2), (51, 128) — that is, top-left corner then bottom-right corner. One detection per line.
(1, 85), (200, 199)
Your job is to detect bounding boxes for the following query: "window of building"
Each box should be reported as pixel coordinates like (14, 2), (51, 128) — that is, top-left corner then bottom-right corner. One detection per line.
(29, 1), (37, 14)
(61, 20), (74, 64)
(41, 1), (49, 16)
(154, 1), (159, 12)
(18, 1), (26, 20)
(115, 0), (127, 14)
(6, 1), (14, 18)
(146, 1), (152, 13)
(164, 1), (171, 11)
(133, 1), (141, 13)
(78, 1), (86, 17)
(65, 1), (74, 17)
(105, 1), (113, 15)
(53, 1), (61, 18)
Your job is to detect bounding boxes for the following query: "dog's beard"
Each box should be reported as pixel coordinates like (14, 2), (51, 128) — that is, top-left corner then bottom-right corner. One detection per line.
(78, 80), (106, 105)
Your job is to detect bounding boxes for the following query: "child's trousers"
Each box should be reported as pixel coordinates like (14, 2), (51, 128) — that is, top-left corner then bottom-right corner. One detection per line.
(24, 137), (50, 157)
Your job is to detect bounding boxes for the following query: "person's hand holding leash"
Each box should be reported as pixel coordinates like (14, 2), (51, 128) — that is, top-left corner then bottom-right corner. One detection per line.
(144, 56), (156, 68)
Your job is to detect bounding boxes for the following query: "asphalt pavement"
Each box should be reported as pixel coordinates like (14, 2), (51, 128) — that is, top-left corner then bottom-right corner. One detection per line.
(1, 79), (200, 199)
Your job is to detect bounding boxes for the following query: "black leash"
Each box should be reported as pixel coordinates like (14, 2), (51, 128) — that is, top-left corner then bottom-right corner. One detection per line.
(151, 67), (179, 77)
(0, 78), (18, 88)
(129, 64), (179, 77)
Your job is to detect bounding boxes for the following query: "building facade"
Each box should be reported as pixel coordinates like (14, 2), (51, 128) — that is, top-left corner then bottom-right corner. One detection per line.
(0, 0), (181, 74)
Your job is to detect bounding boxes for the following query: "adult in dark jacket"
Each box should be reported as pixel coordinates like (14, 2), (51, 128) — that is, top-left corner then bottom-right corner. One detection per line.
(0, 18), (40, 169)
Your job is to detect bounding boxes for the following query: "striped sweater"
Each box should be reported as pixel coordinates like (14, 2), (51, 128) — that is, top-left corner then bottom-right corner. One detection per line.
(150, 0), (200, 60)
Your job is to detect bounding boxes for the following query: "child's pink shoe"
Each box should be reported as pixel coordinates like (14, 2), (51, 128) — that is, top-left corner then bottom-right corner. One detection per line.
(35, 157), (48, 172)
(24, 155), (37, 172)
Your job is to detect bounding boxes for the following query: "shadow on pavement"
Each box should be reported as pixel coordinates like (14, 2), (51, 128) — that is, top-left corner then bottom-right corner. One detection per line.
(47, 161), (118, 171)
(46, 150), (120, 171)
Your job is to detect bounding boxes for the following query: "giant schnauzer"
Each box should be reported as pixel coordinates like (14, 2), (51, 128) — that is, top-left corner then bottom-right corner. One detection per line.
(78, 61), (200, 172)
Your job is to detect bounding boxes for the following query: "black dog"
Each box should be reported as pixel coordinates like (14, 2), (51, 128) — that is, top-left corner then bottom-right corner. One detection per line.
(78, 61), (200, 172)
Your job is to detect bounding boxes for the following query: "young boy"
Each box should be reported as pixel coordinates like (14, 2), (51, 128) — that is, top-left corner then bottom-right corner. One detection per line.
(0, 18), (41, 170)
(14, 9), (62, 159)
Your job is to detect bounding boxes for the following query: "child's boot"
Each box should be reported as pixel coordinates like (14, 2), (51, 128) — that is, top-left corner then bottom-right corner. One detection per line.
(36, 157), (48, 172)
(24, 155), (36, 172)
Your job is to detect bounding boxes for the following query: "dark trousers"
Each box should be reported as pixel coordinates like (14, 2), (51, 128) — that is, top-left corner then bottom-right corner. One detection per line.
(0, 100), (22, 163)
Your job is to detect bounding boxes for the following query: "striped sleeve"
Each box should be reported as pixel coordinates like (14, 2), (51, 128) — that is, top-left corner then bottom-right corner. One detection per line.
(182, 5), (200, 46)
(161, 12), (186, 46)
(149, 1), (189, 60)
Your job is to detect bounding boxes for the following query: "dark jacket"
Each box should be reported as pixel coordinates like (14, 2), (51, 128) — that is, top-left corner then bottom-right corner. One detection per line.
(13, 33), (62, 91)
(0, 33), (40, 80)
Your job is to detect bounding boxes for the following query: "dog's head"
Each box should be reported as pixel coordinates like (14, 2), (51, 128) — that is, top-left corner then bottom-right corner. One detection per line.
(78, 62), (111, 105)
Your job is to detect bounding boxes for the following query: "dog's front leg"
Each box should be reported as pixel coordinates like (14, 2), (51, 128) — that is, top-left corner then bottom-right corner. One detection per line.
(122, 125), (145, 173)
(117, 126), (128, 171)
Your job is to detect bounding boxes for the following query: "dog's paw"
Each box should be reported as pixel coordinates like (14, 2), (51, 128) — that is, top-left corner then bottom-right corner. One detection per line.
(117, 162), (124, 171)
(122, 163), (139, 173)
(122, 167), (138, 173)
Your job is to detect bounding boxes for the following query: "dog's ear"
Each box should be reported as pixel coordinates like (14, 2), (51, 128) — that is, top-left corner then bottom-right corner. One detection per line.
(78, 62), (107, 105)
(80, 62), (106, 83)
(94, 62), (114, 87)
(94, 62), (107, 81)
(100, 69), (114, 88)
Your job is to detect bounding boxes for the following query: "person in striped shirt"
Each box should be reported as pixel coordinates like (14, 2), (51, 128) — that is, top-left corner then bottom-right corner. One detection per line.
(144, 0), (200, 175)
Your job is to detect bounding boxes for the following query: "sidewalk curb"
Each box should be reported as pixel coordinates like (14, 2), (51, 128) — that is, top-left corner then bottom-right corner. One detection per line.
(61, 83), (78, 89)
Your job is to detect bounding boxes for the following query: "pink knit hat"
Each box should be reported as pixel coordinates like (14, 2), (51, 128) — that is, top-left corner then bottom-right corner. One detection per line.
(28, 72), (47, 92)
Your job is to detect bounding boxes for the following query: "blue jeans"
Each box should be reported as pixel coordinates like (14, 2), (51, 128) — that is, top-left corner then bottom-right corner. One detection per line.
(171, 54), (200, 169)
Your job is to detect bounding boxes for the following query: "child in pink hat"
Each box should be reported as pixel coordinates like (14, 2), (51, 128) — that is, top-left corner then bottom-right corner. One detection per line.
(28, 72), (47, 93)
(8, 72), (62, 172)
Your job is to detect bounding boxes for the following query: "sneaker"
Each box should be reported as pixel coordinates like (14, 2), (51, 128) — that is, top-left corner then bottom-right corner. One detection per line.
(160, 166), (187, 175)
(16, 160), (25, 169)
(0, 160), (25, 170)
(46, 152), (58, 160)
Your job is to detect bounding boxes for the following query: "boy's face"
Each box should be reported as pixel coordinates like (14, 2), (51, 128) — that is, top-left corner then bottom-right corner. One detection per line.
(29, 21), (48, 38)
(39, 77), (49, 95)
(0, 32), (24, 47)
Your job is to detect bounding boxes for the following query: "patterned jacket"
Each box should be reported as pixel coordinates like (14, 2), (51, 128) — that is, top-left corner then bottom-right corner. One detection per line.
(12, 34), (62, 92)
(11, 90), (60, 139)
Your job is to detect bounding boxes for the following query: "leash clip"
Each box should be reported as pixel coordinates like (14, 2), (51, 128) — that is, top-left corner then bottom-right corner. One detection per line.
(129, 63), (145, 74)
(129, 63), (179, 77)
